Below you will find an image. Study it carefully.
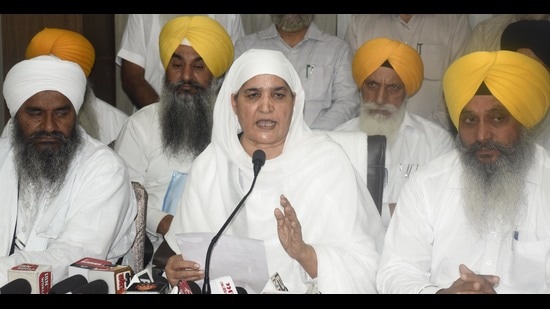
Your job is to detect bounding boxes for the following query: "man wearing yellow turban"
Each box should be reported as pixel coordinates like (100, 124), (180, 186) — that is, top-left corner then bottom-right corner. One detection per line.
(336, 37), (454, 229)
(1, 27), (129, 146)
(117, 14), (243, 110)
(377, 50), (550, 294)
(114, 15), (235, 262)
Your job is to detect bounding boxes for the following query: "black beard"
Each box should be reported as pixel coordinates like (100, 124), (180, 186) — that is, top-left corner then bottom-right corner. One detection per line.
(12, 119), (82, 196)
(159, 78), (219, 159)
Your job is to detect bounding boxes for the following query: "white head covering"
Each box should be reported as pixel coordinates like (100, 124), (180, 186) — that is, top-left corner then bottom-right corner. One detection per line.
(3, 55), (87, 117)
(212, 48), (310, 163)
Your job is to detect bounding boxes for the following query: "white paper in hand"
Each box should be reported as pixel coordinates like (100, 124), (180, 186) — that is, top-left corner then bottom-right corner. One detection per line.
(175, 232), (269, 294)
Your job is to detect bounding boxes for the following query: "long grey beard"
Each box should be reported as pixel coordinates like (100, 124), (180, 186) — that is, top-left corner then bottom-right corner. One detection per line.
(159, 77), (221, 159)
(457, 129), (535, 236)
(358, 101), (406, 145)
(12, 119), (82, 201)
(270, 14), (314, 32)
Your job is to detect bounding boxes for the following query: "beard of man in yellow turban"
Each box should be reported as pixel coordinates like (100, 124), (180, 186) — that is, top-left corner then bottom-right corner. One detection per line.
(351, 37), (423, 144)
(443, 50), (550, 235)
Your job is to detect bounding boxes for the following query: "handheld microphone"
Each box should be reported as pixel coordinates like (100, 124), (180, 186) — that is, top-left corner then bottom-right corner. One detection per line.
(202, 149), (266, 294)
(0, 278), (32, 294)
(70, 279), (109, 294)
(49, 274), (88, 294)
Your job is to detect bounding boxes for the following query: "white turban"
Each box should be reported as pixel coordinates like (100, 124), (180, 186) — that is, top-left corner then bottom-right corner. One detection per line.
(3, 55), (87, 117)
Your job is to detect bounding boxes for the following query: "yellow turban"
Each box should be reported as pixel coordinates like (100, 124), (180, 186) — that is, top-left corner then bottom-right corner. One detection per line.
(25, 27), (95, 77)
(352, 38), (423, 97)
(159, 15), (234, 78)
(443, 50), (550, 129)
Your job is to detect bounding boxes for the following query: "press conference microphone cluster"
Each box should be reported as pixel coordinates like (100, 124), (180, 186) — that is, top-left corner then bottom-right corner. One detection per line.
(202, 149), (266, 294)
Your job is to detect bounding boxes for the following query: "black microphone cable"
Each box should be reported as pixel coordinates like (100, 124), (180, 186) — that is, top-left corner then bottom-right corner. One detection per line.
(202, 149), (266, 294)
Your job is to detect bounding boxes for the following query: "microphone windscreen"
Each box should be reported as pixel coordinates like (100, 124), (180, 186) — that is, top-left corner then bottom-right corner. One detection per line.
(0, 278), (32, 294)
(71, 279), (109, 294)
(252, 149), (266, 166)
(49, 274), (88, 294)
(236, 286), (248, 294)
(188, 281), (202, 294)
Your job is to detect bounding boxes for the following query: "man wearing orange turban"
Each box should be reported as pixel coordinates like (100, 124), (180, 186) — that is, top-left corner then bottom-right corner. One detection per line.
(114, 16), (235, 261)
(336, 37), (455, 229)
(1, 27), (129, 146)
(377, 50), (550, 294)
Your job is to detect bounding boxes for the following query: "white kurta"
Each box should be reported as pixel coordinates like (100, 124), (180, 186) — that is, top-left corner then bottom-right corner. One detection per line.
(0, 127), (136, 286)
(164, 49), (385, 294)
(377, 146), (550, 294)
(114, 103), (195, 251)
(336, 112), (455, 228)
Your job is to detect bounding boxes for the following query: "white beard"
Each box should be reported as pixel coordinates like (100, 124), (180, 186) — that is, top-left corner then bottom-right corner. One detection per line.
(358, 101), (406, 145)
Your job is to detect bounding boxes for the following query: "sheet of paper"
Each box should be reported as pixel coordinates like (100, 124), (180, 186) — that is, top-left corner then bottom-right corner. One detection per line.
(176, 232), (269, 294)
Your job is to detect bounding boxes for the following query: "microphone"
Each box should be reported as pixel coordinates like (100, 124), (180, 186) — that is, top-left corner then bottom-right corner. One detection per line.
(70, 279), (109, 294)
(49, 274), (88, 294)
(236, 286), (248, 294)
(202, 149), (266, 294)
(0, 278), (32, 294)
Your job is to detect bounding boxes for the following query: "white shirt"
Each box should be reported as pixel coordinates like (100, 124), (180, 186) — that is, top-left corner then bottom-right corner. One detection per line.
(114, 103), (195, 252)
(345, 14), (472, 131)
(116, 14), (244, 96)
(336, 112), (455, 228)
(377, 146), (550, 294)
(0, 127), (136, 286)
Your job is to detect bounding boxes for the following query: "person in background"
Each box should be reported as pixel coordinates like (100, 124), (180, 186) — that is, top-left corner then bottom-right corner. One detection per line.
(161, 49), (384, 294)
(1, 27), (129, 146)
(234, 14), (360, 130)
(0, 55), (136, 286)
(376, 50), (550, 294)
(500, 19), (550, 151)
(336, 38), (455, 229)
(345, 14), (471, 132)
(114, 16), (234, 262)
(116, 14), (244, 110)
(464, 14), (550, 54)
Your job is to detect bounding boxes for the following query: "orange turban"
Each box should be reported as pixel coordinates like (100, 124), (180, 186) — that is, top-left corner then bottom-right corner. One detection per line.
(352, 38), (423, 97)
(443, 50), (550, 129)
(159, 15), (234, 78)
(25, 28), (95, 77)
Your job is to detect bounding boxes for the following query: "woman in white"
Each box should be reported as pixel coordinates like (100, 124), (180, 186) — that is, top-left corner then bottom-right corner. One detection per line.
(163, 49), (384, 294)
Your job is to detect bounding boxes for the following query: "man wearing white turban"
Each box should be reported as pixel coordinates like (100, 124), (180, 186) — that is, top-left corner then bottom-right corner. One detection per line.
(161, 49), (385, 294)
(115, 16), (235, 262)
(336, 38), (455, 229)
(377, 50), (550, 294)
(0, 55), (136, 287)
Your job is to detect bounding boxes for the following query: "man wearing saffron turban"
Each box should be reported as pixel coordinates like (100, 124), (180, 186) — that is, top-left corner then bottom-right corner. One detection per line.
(377, 50), (550, 294)
(114, 16), (235, 264)
(336, 37), (454, 229)
(1, 28), (129, 146)
(0, 55), (136, 287)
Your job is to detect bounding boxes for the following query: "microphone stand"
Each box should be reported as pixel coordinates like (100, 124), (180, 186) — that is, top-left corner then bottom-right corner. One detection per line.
(202, 150), (265, 294)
